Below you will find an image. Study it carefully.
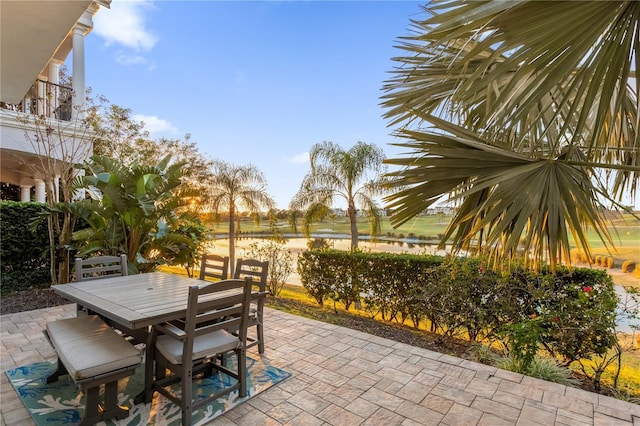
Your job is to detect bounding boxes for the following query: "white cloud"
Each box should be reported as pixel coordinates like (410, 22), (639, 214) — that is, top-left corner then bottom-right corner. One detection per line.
(114, 52), (147, 66)
(114, 52), (156, 70)
(288, 152), (309, 165)
(132, 114), (179, 137)
(93, 0), (157, 51)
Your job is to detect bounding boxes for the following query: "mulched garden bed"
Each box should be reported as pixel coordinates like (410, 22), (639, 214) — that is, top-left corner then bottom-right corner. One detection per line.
(1, 288), (72, 315)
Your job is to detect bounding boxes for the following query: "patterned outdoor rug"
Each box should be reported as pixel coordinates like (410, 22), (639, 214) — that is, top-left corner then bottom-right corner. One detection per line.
(6, 355), (290, 425)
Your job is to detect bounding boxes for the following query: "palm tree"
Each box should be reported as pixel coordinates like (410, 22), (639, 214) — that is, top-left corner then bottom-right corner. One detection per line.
(381, 1), (639, 271)
(290, 141), (389, 250)
(209, 161), (274, 275)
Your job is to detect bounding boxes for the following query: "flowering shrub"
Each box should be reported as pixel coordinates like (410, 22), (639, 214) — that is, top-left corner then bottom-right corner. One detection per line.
(297, 250), (619, 368)
(244, 239), (294, 297)
(415, 256), (510, 341)
(532, 268), (617, 365)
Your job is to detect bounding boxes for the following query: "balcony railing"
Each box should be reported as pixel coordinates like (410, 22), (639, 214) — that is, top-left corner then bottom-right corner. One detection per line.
(1, 79), (73, 121)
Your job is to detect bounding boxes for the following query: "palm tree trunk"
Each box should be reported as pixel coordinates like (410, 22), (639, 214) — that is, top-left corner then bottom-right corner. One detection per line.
(47, 215), (58, 285)
(348, 202), (358, 250)
(229, 205), (236, 277)
(56, 213), (72, 283)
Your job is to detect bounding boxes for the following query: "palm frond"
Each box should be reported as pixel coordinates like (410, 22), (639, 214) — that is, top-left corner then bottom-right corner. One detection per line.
(383, 2), (639, 174)
(381, 1), (640, 270)
(384, 119), (614, 271)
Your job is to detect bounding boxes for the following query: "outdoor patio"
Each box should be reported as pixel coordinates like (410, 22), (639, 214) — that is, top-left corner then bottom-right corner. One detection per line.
(2, 303), (639, 426)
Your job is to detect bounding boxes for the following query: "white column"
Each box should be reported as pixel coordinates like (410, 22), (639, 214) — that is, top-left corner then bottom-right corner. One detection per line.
(36, 79), (46, 116)
(34, 179), (46, 203)
(48, 61), (60, 85)
(20, 185), (32, 202)
(72, 25), (87, 120)
(48, 61), (61, 118)
(22, 97), (31, 114)
(54, 175), (60, 203)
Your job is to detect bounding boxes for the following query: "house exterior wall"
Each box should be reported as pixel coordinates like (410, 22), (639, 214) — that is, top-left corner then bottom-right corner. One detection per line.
(0, 1), (110, 202)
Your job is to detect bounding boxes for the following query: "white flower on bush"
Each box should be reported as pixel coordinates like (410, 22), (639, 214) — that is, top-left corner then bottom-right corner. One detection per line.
(244, 240), (294, 297)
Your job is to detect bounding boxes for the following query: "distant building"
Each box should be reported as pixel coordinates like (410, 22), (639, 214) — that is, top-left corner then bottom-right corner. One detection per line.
(331, 208), (347, 217)
(424, 206), (455, 215)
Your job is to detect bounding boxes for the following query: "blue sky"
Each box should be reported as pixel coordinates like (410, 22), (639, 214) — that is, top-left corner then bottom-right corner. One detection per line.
(82, 1), (425, 209)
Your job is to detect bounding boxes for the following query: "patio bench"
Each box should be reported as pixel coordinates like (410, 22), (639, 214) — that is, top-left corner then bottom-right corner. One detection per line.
(44, 315), (142, 426)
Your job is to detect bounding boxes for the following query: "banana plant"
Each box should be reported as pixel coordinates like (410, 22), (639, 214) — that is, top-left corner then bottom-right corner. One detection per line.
(69, 155), (205, 273)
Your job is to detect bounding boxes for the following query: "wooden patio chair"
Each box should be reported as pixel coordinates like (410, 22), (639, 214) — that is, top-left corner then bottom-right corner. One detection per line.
(146, 278), (254, 426)
(199, 254), (229, 282)
(74, 254), (128, 316)
(75, 254), (128, 282)
(233, 258), (269, 354)
(74, 254), (146, 344)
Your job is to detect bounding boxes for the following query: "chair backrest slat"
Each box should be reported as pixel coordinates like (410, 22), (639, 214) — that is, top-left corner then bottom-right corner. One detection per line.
(233, 258), (268, 292)
(195, 296), (243, 316)
(194, 315), (242, 337)
(75, 254), (127, 281)
(197, 304), (241, 322)
(199, 254), (229, 282)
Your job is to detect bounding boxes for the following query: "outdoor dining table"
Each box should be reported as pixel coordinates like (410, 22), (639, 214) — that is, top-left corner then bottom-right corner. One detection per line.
(51, 271), (245, 404)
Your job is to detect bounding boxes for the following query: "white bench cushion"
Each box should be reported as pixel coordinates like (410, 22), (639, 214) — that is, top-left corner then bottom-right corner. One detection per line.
(156, 330), (240, 365)
(46, 315), (141, 382)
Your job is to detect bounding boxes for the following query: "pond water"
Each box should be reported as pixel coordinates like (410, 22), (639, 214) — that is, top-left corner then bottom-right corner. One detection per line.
(615, 285), (639, 334)
(207, 236), (446, 258)
(207, 236), (639, 334)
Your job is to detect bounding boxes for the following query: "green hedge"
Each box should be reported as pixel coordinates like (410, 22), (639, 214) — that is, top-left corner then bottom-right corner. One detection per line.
(0, 201), (51, 292)
(297, 250), (618, 366)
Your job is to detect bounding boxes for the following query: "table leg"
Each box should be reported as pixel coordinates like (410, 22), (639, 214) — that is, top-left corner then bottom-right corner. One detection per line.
(133, 328), (156, 404)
